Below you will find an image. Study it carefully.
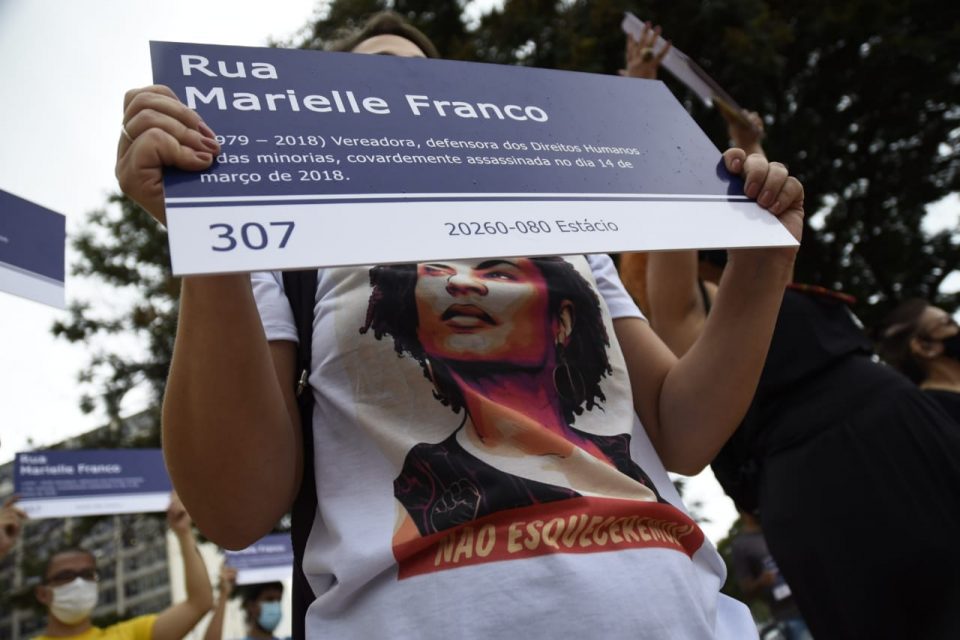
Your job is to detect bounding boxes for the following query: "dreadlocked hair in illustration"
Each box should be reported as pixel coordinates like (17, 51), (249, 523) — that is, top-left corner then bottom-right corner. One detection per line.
(359, 258), (612, 424)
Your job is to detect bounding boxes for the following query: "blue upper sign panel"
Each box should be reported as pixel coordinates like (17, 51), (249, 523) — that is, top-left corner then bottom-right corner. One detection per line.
(153, 41), (742, 201)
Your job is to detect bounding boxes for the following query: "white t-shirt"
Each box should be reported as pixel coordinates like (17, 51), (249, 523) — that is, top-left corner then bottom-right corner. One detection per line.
(252, 254), (755, 639)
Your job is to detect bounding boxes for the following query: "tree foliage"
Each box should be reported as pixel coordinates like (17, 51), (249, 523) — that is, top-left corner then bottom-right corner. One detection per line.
(52, 194), (176, 431)
(57, 0), (958, 425)
(469, 0), (960, 326)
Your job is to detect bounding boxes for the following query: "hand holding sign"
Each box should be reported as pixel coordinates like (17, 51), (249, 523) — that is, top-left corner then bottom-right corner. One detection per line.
(619, 18), (766, 158)
(722, 148), (803, 271)
(218, 563), (238, 598)
(117, 85), (221, 226)
(621, 12), (760, 135)
(167, 491), (194, 536)
(620, 20), (672, 80)
(0, 496), (27, 557)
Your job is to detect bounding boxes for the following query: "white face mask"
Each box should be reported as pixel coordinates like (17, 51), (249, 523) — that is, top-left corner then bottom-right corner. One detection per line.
(50, 578), (99, 625)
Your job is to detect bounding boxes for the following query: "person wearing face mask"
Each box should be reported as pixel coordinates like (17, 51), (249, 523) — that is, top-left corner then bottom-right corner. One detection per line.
(238, 583), (287, 640)
(33, 493), (214, 640)
(204, 566), (289, 640)
(876, 299), (960, 423)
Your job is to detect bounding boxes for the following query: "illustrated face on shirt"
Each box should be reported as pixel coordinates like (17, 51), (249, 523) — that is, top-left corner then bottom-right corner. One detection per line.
(415, 259), (554, 367)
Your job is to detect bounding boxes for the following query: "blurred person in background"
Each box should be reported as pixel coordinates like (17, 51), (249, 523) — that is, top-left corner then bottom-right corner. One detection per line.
(875, 298), (960, 423)
(32, 492), (213, 640)
(205, 564), (288, 640)
(237, 582), (287, 640)
(730, 509), (811, 640)
(621, 22), (960, 640)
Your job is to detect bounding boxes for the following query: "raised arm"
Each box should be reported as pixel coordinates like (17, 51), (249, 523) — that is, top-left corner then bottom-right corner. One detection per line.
(116, 86), (301, 547)
(203, 564), (237, 640)
(643, 111), (767, 356)
(152, 493), (214, 640)
(642, 250), (711, 356)
(620, 20), (672, 81)
(0, 496), (26, 558)
(618, 150), (802, 475)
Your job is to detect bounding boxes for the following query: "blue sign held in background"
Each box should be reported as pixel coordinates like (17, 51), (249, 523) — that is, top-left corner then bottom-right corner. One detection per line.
(226, 533), (294, 585)
(0, 189), (65, 308)
(15, 449), (172, 518)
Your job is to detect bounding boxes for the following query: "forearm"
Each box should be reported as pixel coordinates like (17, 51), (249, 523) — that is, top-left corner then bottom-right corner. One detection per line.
(645, 250), (704, 356)
(163, 275), (300, 547)
(175, 529), (214, 613)
(151, 530), (215, 640)
(203, 594), (228, 640)
(656, 251), (791, 473)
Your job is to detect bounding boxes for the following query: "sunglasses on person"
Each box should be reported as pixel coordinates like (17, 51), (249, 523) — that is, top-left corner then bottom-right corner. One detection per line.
(45, 568), (100, 585)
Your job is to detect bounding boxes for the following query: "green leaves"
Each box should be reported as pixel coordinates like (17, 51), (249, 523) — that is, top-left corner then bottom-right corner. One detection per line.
(52, 194), (170, 432)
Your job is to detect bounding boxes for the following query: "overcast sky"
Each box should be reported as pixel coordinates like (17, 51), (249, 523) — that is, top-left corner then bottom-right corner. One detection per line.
(1, 0), (956, 544)
(0, 0), (321, 456)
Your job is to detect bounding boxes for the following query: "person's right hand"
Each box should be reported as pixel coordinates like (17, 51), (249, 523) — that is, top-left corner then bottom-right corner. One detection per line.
(620, 21), (672, 80)
(218, 563), (238, 599)
(0, 496), (27, 557)
(116, 85), (221, 225)
(166, 490), (195, 537)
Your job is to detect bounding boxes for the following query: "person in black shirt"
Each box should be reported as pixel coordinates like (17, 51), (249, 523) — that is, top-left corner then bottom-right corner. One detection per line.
(620, 31), (960, 635)
(637, 250), (960, 640)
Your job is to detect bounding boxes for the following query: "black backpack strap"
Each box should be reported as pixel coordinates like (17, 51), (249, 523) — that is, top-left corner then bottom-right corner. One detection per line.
(697, 278), (713, 315)
(281, 269), (318, 640)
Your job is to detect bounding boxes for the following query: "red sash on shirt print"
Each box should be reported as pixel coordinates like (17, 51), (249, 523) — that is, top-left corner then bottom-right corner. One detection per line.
(394, 496), (705, 579)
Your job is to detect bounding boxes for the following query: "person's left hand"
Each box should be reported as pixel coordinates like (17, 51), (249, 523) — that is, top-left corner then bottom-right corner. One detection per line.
(218, 564), (238, 598)
(723, 148), (804, 268)
(167, 491), (193, 536)
(0, 496), (27, 556)
(620, 21), (672, 80)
